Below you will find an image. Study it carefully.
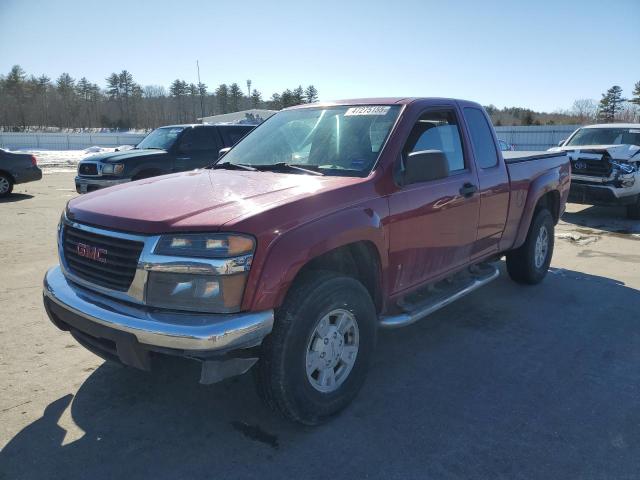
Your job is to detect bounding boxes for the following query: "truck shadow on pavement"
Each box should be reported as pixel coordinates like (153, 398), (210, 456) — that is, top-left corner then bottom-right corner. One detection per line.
(2, 266), (640, 479)
(561, 205), (640, 234)
(0, 193), (34, 203)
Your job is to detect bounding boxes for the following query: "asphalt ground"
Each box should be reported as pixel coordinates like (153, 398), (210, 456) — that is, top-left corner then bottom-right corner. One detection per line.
(1, 172), (639, 479)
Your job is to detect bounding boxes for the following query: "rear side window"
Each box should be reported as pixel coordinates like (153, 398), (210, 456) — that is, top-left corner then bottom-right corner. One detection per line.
(179, 127), (220, 151)
(404, 109), (465, 173)
(464, 107), (498, 168)
(219, 126), (253, 146)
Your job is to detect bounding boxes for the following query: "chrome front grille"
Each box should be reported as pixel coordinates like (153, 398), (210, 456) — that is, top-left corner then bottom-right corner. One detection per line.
(62, 224), (144, 291)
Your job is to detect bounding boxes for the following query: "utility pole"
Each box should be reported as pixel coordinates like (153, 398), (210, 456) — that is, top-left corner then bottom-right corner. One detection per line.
(196, 60), (205, 119)
(247, 79), (252, 99)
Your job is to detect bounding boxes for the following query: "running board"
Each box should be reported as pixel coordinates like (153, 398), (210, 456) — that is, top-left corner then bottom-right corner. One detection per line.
(379, 264), (500, 329)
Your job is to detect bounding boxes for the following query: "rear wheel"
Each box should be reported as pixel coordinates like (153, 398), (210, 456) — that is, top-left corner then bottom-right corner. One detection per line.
(627, 197), (640, 220)
(255, 271), (377, 425)
(506, 209), (554, 285)
(0, 174), (13, 197)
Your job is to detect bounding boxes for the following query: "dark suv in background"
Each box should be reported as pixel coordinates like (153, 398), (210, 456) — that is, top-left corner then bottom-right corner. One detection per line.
(75, 124), (254, 193)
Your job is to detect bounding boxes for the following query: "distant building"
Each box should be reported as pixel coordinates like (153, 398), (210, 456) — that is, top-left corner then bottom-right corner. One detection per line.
(198, 109), (278, 125)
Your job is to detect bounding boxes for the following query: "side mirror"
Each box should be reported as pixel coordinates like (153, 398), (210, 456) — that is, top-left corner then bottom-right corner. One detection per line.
(558, 139), (566, 147)
(218, 147), (231, 159)
(403, 150), (449, 185)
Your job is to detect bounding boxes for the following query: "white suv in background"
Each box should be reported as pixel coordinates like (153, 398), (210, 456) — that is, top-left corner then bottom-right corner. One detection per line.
(550, 124), (640, 219)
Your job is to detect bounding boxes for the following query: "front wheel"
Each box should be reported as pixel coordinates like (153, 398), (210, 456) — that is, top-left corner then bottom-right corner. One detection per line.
(255, 272), (377, 425)
(0, 173), (14, 197)
(506, 209), (554, 285)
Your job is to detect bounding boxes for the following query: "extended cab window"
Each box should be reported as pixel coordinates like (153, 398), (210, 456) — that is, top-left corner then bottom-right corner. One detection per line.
(464, 107), (498, 168)
(179, 128), (219, 152)
(404, 110), (465, 173)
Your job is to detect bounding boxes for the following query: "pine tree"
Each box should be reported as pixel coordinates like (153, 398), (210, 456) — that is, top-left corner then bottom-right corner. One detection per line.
(5, 65), (29, 128)
(304, 85), (318, 103)
(215, 84), (229, 113)
(250, 89), (262, 108)
(269, 93), (282, 110)
(292, 85), (305, 105)
(56, 73), (77, 128)
(229, 83), (243, 112)
(597, 85), (625, 123)
(630, 81), (640, 106)
(281, 89), (294, 108)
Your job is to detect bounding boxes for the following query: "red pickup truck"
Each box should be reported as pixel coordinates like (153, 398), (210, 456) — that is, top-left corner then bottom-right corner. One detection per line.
(43, 98), (569, 424)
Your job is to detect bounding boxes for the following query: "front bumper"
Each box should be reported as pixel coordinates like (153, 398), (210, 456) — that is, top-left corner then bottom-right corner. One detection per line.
(569, 182), (639, 206)
(43, 266), (273, 379)
(75, 176), (129, 193)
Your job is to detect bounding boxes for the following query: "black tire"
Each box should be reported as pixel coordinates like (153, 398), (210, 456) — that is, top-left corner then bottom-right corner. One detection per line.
(627, 198), (640, 220)
(255, 271), (377, 425)
(0, 173), (14, 197)
(506, 209), (554, 285)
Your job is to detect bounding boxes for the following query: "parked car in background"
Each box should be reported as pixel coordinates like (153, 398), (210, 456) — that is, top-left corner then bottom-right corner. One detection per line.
(498, 139), (515, 151)
(75, 124), (255, 193)
(44, 98), (569, 424)
(0, 148), (42, 197)
(550, 123), (640, 219)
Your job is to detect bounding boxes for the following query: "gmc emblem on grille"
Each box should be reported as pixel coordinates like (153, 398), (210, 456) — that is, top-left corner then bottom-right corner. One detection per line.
(76, 242), (108, 263)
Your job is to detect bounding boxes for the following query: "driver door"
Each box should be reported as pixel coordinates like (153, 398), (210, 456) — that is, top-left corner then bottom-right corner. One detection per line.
(387, 107), (480, 294)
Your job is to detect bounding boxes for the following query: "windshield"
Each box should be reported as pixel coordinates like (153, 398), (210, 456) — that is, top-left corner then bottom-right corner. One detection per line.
(137, 126), (185, 150)
(566, 127), (640, 147)
(219, 105), (401, 176)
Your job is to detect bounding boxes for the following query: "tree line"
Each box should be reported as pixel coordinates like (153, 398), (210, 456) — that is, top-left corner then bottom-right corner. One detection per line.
(486, 82), (640, 126)
(1, 64), (638, 131)
(0, 65), (319, 131)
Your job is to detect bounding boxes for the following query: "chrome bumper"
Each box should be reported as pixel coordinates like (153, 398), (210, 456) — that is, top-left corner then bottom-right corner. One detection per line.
(75, 176), (129, 192)
(43, 266), (274, 352)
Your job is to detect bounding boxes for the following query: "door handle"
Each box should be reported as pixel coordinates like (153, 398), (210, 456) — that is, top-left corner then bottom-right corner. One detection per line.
(176, 157), (191, 161)
(459, 183), (478, 197)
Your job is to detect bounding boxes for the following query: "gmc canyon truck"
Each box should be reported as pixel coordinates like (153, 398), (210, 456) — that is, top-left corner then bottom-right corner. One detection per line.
(43, 98), (569, 424)
(549, 123), (640, 219)
(75, 124), (254, 193)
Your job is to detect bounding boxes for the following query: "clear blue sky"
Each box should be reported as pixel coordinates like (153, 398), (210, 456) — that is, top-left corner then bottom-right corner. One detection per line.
(1, 0), (638, 112)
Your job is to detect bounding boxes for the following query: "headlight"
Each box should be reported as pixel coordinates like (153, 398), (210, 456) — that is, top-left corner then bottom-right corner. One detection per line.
(146, 271), (247, 313)
(154, 233), (255, 259)
(101, 163), (125, 175)
(147, 233), (256, 312)
(611, 161), (637, 175)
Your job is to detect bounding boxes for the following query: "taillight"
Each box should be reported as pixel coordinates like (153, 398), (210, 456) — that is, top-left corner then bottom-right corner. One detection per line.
(30, 155), (37, 166)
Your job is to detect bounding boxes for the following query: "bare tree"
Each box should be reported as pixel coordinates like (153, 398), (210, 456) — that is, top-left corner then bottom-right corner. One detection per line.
(571, 99), (596, 124)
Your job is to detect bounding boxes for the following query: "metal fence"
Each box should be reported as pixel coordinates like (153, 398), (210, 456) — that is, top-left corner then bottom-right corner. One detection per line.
(0, 132), (146, 151)
(1, 126), (583, 152)
(494, 125), (580, 151)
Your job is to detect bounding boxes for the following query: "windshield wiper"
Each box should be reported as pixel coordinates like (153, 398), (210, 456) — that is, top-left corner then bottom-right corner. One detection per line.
(255, 163), (324, 176)
(212, 161), (257, 171)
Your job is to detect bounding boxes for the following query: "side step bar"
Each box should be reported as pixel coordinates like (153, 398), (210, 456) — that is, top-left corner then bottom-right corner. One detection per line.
(379, 264), (500, 329)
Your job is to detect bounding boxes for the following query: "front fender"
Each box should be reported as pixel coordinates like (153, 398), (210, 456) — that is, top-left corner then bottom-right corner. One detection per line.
(244, 201), (388, 311)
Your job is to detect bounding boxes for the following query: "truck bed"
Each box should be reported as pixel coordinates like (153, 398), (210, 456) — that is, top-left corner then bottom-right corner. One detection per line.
(502, 151), (567, 164)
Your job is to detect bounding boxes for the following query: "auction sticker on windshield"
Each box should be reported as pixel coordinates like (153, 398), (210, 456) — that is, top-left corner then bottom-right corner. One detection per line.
(345, 106), (391, 116)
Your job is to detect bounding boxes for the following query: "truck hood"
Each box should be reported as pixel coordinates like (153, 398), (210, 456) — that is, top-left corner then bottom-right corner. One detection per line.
(67, 169), (364, 234)
(549, 144), (640, 161)
(81, 148), (168, 163)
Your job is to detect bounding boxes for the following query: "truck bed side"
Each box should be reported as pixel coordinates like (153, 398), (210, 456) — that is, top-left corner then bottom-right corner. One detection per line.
(500, 152), (570, 252)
